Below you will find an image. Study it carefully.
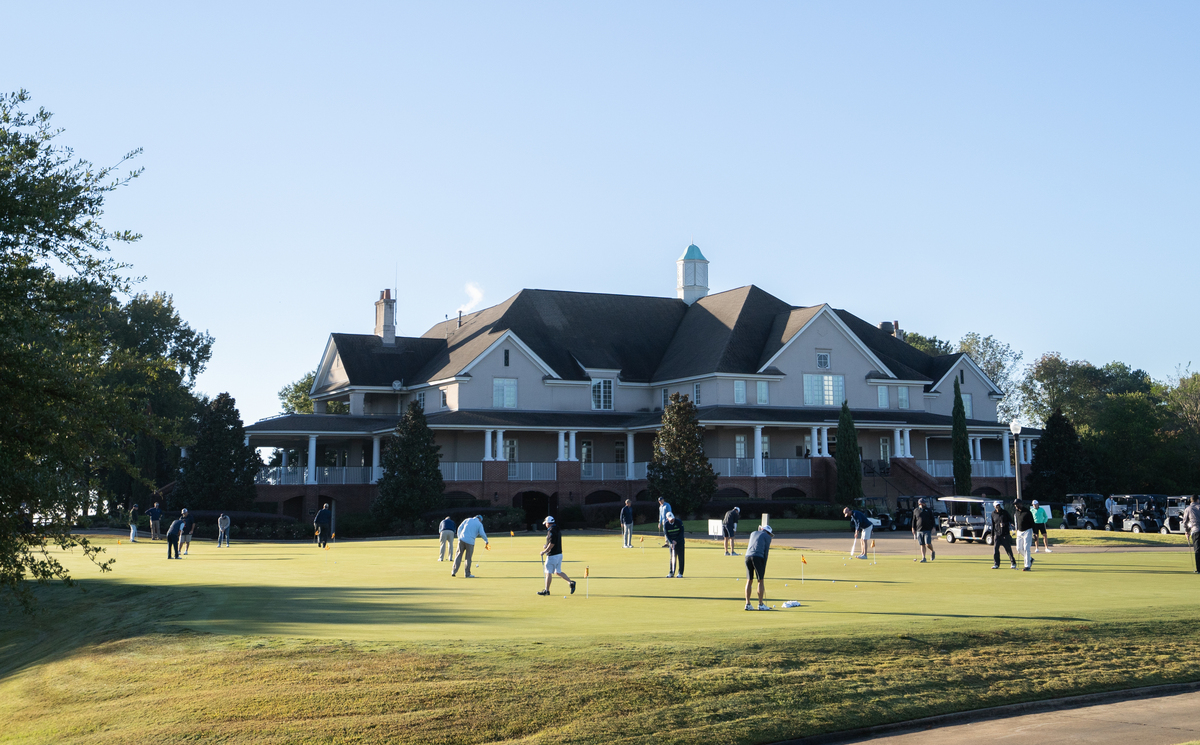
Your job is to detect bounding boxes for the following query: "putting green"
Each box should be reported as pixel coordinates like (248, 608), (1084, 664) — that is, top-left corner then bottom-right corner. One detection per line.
(47, 531), (1199, 643)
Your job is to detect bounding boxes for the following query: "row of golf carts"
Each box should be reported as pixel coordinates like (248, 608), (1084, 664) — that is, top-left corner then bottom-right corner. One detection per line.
(856, 494), (1196, 545)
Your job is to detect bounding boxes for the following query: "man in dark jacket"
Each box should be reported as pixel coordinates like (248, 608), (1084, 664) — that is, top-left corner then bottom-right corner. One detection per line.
(990, 501), (1016, 570)
(619, 500), (634, 548)
(165, 517), (182, 559)
(179, 508), (194, 555)
(1182, 495), (1200, 573)
(844, 506), (874, 559)
(664, 511), (685, 578)
(147, 502), (163, 541)
(438, 516), (456, 561)
(722, 506), (741, 556)
(1013, 499), (1036, 571)
(314, 503), (332, 548)
(912, 498), (937, 563)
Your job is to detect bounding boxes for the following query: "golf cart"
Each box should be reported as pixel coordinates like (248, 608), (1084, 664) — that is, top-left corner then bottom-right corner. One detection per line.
(938, 496), (1004, 545)
(1157, 496), (1193, 534)
(1105, 495), (1161, 533)
(1061, 493), (1106, 530)
(857, 497), (895, 531)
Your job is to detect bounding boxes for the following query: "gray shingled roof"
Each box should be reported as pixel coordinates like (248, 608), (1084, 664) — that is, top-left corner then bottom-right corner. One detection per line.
(312, 335), (446, 395)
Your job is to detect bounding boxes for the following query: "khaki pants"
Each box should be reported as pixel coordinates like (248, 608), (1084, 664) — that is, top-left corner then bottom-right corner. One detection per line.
(150, 520), (161, 540)
(452, 542), (475, 575)
(439, 530), (456, 561)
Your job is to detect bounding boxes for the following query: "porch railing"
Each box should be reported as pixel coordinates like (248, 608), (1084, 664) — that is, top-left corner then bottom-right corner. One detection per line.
(508, 462), (557, 481)
(916, 459), (1009, 479)
(631, 462), (648, 480)
(762, 458), (812, 477)
(255, 466), (307, 485)
(710, 457), (755, 477)
(316, 466), (375, 484)
(581, 462), (628, 480)
(440, 461), (484, 481)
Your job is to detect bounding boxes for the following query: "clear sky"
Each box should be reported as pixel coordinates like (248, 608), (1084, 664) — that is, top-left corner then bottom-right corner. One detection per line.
(7, 2), (1198, 425)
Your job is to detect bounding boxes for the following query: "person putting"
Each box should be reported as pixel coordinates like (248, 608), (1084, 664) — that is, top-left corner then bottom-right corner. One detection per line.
(744, 524), (773, 611)
(722, 506), (740, 556)
(314, 503), (332, 548)
(537, 515), (575, 596)
(844, 506), (873, 559)
(664, 511), (685, 577)
(165, 515), (182, 559)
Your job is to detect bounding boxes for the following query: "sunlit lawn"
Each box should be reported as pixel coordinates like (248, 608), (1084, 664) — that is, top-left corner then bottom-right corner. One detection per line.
(2, 531), (1198, 744)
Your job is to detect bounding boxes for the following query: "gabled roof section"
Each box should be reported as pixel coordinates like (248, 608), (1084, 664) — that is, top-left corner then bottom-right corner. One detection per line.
(833, 310), (937, 383)
(755, 304), (898, 379)
(928, 353), (1005, 396)
(756, 305), (823, 370)
(653, 285), (794, 381)
(312, 334), (447, 395)
(415, 289), (689, 384)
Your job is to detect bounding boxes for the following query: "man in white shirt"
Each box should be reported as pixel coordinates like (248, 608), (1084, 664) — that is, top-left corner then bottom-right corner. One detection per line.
(452, 514), (489, 578)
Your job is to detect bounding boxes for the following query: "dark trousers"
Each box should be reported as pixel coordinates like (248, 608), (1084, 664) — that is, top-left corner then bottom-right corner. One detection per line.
(317, 525), (330, 548)
(1192, 533), (1200, 572)
(993, 535), (1015, 565)
(167, 535), (180, 559)
(669, 543), (685, 576)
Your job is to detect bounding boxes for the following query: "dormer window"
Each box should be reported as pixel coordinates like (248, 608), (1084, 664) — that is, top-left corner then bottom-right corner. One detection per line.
(817, 352), (831, 370)
(693, 383), (701, 405)
(591, 379), (613, 410)
(734, 380), (746, 405)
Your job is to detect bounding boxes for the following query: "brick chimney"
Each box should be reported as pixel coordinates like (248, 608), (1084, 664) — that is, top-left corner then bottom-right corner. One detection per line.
(374, 289), (396, 345)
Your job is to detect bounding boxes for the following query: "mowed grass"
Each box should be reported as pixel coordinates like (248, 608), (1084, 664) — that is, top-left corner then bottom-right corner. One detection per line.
(2, 532), (1200, 744)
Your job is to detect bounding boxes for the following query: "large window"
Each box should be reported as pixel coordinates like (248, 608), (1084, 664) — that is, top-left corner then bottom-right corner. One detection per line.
(614, 439), (626, 464)
(761, 435), (770, 458)
(757, 380), (768, 405)
(440, 390), (447, 409)
(415, 392), (425, 410)
(962, 393), (973, 419)
(898, 386), (910, 410)
(803, 374), (845, 406)
(493, 378), (517, 408)
(581, 440), (593, 463)
(693, 383), (701, 405)
(880, 437), (891, 461)
(877, 386), (889, 408)
(662, 387), (669, 410)
(503, 438), (518, 461)
(591, 379), (613, 410)
(734, 380), (746, 404)
(735, 434), (747, 459)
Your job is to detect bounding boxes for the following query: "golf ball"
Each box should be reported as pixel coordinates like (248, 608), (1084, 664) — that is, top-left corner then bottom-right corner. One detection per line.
(563, 596), (567, 599)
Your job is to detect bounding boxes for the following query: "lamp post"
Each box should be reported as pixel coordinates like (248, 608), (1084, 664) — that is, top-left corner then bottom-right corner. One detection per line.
(1009, 421), (1022, 502)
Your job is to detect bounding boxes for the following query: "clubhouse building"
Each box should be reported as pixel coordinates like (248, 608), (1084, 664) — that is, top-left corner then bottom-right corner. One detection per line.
(245, 246), (1036, 522)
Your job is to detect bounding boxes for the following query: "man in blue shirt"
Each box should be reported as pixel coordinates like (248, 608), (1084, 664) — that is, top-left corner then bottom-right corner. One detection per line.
(438, 516), (456, 561)
(178, 508), (194, 556)
(146, 502), (163, 541)
(657, 497), (672, 547)
(619, 500), (634, 548)
(843, 506), (874, 559)
(165, 517), (182, 559)
(452, 515), (489, 578)
(663, 512), (686, 578)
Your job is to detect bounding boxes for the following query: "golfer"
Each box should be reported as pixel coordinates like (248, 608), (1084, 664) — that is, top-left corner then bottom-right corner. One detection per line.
(128, 503), (140, 543)
(1032, 500), (1052, 553)
(147, 502), (162, 541)
(990, 500), (1017, 570)
(664, 511), (685, 578)
(179, 508), (194, 555)
(912, 498), (936, 562)
(217, 513), (231, 548)
(165, 516), (182, 559)
(438, 516), (456, 561)
(452, 514), (488, 578)
(1014, 499), (1035, 571)
(537, 515), (576, 596)
(657, 497), (672, 547)
(744, 524), (773, 611)
(722, 506), (741, 556)
(619, 500), (634, 548)
(1182, 495), (1200, 573)
(314, 503), (332, 548)
(844, 506), (873, 559)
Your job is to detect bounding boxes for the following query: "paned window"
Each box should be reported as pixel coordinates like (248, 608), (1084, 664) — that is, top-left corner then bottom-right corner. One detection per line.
(662, 388), (669, 410)
(803, 374), (846, 406)
(503, 438), (518, 462)
(761, 435), (770, 458)
(734, 380), (746, 404)
(591, 379), (613, 410)
(757, 380), (768, 405)
(614, 440), (626, 464)
(880, 437), (891, 461)
(693, 383), (701, 405)
(816, 352), (831, 369)
(581, 440), (594, 463)
(962, 393), (973, 419)
(440, 390), (447, 409)
(493, 378), (517, 408)
(878, 386), (889, 408)
(898, 386), (909, 410)
(415, 392), (425, 409)
(735, 434), (747, 459)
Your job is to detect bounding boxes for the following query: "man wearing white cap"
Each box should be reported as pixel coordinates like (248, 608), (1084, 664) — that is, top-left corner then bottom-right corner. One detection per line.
(537, 516), (576, 596)
(722, 506), (741, 556)
(663, 511), (686, 577)
(744, 524), (774, 611)
(1032, 500), (1052, 553)
(452, 514), (488, 578)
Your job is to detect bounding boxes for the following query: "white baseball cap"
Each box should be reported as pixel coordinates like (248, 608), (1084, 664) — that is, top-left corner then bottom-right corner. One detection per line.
(762, 525), (773, 534)
(543, 515), (555, 524)
(666, 512), (675, 520)
(993, 501), (1002, 507)
(1032, 500), (1039, 505)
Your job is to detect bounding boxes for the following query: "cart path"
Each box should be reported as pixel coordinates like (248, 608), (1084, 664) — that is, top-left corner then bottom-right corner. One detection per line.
(825, 688), (1200, 745)
(767, 531), (1188, 555)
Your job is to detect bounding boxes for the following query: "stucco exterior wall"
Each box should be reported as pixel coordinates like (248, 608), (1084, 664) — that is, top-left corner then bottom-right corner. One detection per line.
(767, 313), (889, 410)
(926, 360), (999, 421)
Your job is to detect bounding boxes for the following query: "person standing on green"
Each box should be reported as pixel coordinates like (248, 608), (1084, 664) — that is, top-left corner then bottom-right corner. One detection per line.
(146, 502), (162, 541)
(744, 524), (773, 611)
(128, 503), (140, 543)
(314, 503), (332, 548)
(165, 517), (182, 559)
(1032, 500), (1052, 553)
(664, 512), (686, 578)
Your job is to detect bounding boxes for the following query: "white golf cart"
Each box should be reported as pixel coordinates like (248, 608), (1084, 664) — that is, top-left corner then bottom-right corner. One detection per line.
(938, 496), (1006, 545)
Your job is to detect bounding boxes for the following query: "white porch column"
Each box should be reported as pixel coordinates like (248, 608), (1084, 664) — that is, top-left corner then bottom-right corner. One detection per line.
(1025, 439), (1033, 464)
(569, 431), (578, 461)
(968, 437), (976, 461)
(557, 431), (566, 462)
(904, 429), (913, 458)
(1003, 432), (1012, 476)
(371, 436), (381, 483)
(753, 426), (764, 477)
(820, 427), (829, 458)
(281, 449), (289, 468)
(626, 432), (635, 480)
(483, 430), (493, 461)
(306, 435), (318, 484)
(893, 428), (901, 458)
(810, 426), (819, 458)
(496, 430), (506, 461)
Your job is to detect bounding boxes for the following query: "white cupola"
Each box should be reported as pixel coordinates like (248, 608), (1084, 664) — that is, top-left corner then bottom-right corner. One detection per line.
(676, 243), (709, 305)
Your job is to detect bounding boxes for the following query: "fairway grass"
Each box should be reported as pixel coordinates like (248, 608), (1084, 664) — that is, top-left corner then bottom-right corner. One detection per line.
(3, 534), (1199, 744)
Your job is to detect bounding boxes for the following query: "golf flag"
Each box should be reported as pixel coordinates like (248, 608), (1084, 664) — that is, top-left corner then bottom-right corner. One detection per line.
(585, 566), (590, 578)
(485, 543), (491, 551)
(510, 530), (515, 537)
(801, 555), (807, 564)
(639, 536), (644, 543)
(870, 539), (876, 548)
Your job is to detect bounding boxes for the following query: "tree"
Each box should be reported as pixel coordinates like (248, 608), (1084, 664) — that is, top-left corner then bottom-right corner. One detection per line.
(833, 402), (864, 507)
(171, 394), (260, 512)
(958, 332), (1024, 422)
(647, 393), (717, 518)
(951, 379), (972, 495)
(905, 332), (954, 357)
(1018, 353), (1152, 428)
(373, 401), (444, 526)
(278, 370), (348, 414)
(1026, 408), (1093, 500)
(1, 90), (147, 608)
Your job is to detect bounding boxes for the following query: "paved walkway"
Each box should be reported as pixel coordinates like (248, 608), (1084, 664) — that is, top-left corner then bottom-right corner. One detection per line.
(767, 530), (1188, 555)
(833, 689), (1200, 745)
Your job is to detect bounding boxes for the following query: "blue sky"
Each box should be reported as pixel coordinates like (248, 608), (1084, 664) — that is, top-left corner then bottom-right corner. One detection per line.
(6, 2), (1198, 424)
